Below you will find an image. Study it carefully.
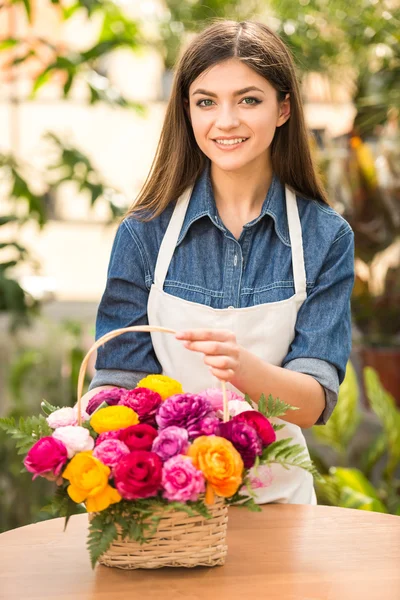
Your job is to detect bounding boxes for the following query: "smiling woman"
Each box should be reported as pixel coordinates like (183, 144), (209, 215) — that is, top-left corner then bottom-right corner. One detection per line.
(84, 21), (355, 506)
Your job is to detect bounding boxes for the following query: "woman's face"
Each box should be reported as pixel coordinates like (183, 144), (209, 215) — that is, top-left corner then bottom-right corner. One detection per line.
(186, 58), (290, 173)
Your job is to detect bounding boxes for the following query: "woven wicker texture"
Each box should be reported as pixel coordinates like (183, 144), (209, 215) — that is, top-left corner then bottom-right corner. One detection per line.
(96, 496), (228, 569)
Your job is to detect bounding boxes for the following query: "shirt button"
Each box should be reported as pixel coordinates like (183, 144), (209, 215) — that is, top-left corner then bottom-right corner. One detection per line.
(233, 254), (238, 266)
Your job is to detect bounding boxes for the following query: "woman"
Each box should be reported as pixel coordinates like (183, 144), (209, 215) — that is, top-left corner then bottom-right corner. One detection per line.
(82, 20), (354, 504)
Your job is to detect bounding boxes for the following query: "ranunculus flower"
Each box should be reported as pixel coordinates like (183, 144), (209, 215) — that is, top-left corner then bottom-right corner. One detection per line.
(95, 429), (121, 446)
(46, 406), (89, 429)
(187, 436), (243, 498)
(90, 406), (139, 434)
(24, 437), (68, 479)
(52, 426), (94, 459)
(199, 388), (243, 412)
(86, 388), (126, 415)
(217, 421), (262, 468)
(63, 451), (121, 512)
(152, 426), (189, 461)
(137, 374), (183, 401)
(228, 399), (255, 417)
(156, 393), (216, 439)
(232, 411), (276, 446)
(246, 465), (273, 490)
(117, 424), (158, 452)
(113, 451), (163, 500)
(93, 439), (130, 468)
(162, 455), (205, 502)
(119, 388), (162, 425)
(191, 415), (220, 438)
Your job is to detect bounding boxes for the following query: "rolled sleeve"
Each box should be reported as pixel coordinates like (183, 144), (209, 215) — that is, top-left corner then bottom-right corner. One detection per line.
(283, 225), (354, 385)
(92, 219), (161, 385)
(284, 357), (339, 424)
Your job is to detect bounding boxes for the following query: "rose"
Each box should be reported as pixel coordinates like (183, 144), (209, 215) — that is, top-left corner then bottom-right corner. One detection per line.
(52, 426), (94, 459)
(161, 455), (205, 502)
(93, 439), (130, 468)
(232, 411), (276, 446)
(86, 387), (126, 415)
(156, 393), (216, 439)
(117, 424), (158, 452)
(217, 420), (262, 468)
(199, 388), (243, 412)
(24, 437), (68, 479)
(119, 388), (162, 425)
(90, 406), (139, 434)
(63, 452), (121, 512)
(152, 426), (189, 461)
(46, 406), (89, 429)
(113, 451), (163, 500)
(137, 374), (183, 401)
(187, 436), (243, 498)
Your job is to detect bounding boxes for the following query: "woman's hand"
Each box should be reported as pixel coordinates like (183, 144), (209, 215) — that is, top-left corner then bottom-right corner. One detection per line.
(175, 329), (243, 382)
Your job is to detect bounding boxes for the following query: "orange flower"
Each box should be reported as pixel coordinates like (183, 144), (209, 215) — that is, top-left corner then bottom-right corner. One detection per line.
(187, 436), (243, 499)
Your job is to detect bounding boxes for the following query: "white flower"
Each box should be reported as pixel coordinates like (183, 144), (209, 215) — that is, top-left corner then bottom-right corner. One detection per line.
(46, 407), (89, 429)
(228, 399), (255, 417)
(52, 426), (94, 458)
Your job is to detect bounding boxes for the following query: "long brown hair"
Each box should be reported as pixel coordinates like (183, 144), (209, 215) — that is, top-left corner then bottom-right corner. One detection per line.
(127, 20), (328, 220)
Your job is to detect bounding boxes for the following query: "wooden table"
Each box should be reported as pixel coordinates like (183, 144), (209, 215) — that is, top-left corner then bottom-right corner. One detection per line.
(0, 505), (399, 600)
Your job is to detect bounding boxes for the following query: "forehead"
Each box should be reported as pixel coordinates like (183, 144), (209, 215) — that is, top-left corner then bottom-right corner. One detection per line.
(189, 58), (274, 95)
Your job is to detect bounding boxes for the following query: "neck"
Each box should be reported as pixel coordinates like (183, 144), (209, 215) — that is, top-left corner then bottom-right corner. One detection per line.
(210, 158), (273, 220)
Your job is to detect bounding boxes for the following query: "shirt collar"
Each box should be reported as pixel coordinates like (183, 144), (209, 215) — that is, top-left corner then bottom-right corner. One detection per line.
(176, 163), (290, 247)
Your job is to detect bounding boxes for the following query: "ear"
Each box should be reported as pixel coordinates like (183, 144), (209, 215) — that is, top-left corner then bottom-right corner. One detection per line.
(277, 93), (290, 127)
(183, 98), (191, 123)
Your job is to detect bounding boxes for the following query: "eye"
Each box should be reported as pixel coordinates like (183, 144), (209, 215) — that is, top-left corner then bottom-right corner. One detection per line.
(240, 97), (262, 105)
(196, 99), (214, 107)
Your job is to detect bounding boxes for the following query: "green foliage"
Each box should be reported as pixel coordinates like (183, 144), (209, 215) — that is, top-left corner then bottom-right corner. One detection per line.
(311, 364), (400, 514)
(257, 393), (299, 420)
(0, 415), (53, 454)
(261, 437), (320, 479)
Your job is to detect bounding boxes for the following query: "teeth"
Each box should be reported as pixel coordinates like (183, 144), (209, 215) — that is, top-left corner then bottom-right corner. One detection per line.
(215, 138), (246, 145)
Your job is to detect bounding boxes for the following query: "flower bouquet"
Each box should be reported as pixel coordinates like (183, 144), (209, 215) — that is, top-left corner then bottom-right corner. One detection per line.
(0, 326), (318, 570)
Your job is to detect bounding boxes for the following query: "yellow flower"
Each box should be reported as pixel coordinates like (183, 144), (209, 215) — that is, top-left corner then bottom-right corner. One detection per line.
(187, 436), (243, 499)
(63, 452), (121, 512)
(90, 405), (139, 434)
(137, 374), (183, 401)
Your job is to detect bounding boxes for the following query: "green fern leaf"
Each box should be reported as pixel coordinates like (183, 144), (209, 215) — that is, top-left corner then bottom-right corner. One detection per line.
(87, 516), (118, 568)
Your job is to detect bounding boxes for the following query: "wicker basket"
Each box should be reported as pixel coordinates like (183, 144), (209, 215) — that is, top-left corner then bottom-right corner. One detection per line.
(77, 325), (230, 569)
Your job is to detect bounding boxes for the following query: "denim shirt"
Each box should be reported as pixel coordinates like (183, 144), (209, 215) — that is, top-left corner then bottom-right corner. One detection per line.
(90, 166), (354, 425)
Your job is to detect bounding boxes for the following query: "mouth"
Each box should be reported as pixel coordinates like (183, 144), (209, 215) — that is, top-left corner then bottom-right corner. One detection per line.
(212, 137), (249, 150)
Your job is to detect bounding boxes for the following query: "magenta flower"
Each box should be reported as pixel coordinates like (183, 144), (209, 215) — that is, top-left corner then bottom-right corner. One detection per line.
(162, 455), (205, 502)
(190, 415), (220, 438)
(152, 426), (189, 461)
(232, 411), (276, 446)
(217, 420), (262, 468)
(86, 387), (126, 415)
(156, 393), (216, 439)
(24, 437), (68, 479)
(93, 439), (130, 468)
(119, 387), (162, 425)
(95, 429), (121, 446)
(117, 424), (158, 452)
(113, 451), (163, 499)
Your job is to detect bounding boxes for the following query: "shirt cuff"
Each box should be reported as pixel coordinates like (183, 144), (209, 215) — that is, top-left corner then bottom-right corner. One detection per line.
(88, 369), (150, 391)
(283, 357), (339, 425)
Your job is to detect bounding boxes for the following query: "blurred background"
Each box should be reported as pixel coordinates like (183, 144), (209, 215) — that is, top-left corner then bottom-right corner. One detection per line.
(0, 0), (399, 529)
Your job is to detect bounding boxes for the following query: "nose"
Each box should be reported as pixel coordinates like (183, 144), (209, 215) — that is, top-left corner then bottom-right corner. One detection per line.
(214, 105), (240, 130)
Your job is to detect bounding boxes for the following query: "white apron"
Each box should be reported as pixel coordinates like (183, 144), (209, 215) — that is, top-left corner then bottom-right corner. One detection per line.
(147, 185), (316, 505)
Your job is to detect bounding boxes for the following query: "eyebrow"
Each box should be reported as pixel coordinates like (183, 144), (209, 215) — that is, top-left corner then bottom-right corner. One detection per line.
(192, 86), (265, 97)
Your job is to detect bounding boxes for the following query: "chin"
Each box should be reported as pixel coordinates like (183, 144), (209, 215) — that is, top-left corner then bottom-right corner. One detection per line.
(210, 155), (256, 173)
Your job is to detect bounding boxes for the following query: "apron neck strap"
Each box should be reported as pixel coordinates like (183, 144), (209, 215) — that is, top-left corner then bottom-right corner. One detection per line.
(154, 184), (307, 298)
(285, 187), (307, 297)
(154, 186), (193, 288)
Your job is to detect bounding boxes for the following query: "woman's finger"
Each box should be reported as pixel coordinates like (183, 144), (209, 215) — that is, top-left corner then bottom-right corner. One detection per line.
(203, 355), (236, 370)
(182, 340), (229, 355)
(209, 367), (235, 381)
(176, 329), (235, 342)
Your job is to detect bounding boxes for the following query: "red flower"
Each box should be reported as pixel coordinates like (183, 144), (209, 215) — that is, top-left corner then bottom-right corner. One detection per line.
(232, 411), (276, 446)
(117, 424), (158, 452)
(113, 451), (162, 499)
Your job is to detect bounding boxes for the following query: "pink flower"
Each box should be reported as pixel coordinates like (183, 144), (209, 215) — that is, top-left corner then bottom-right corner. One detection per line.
(199, 388), (243, 412)
(119, 388), (162, 425)
(95, 430), (121, 446)
(93, 439), (130, 468)
(52, 426), (94, 458)
(162, 455), (205, 502)
(217, 420), (262, 468)
(114, 451), (163, 499)
(46, 406), (89, 429)
(86, 388), (126, 415)
(117, 424), (158, 452)
(246, 465), (273, 490)
(232, 411), (276, 446)
(152, 426), (189, 461)
(24, 437), (68, 479)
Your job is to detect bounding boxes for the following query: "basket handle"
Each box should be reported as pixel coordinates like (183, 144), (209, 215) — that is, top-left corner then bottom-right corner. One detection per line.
(77, 325), (229, 425)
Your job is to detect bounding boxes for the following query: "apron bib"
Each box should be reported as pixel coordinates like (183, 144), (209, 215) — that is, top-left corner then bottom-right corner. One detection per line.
(147, 185), (316, 505)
